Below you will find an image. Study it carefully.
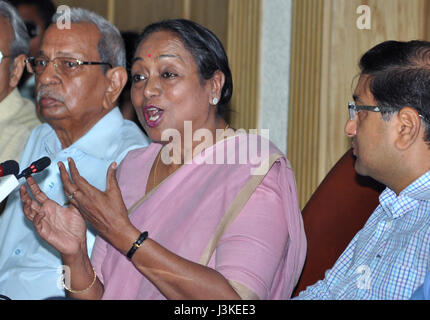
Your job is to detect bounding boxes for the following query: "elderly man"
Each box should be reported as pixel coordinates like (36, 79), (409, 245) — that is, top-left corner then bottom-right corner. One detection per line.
(297, 40), (430, 300)
(0, 1), (40, 163)
(0, 8), (149, 299)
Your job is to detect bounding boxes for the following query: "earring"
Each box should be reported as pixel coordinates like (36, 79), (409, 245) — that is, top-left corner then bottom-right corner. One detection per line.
(212, 97), (219, 105)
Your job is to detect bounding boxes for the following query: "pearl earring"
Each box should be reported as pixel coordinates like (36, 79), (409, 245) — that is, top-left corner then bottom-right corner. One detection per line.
(212, 97), (219, 105)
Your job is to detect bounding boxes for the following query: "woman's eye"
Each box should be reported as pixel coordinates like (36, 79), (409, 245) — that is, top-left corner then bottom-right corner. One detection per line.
(132, 74), (147, 83)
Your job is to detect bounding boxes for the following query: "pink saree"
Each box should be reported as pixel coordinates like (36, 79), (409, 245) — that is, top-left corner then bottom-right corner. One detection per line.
(91, 133), (306, 299)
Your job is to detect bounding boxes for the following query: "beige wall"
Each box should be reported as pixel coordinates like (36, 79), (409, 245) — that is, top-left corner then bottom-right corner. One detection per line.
(289, 0), (429, 208)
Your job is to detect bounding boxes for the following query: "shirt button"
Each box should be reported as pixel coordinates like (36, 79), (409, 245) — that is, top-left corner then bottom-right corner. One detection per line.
(14, 249), (21, 255)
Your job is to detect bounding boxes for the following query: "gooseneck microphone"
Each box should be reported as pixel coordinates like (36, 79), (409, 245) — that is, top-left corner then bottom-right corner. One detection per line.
(16, 157), (51, 179)
(0, 160), (19, 177)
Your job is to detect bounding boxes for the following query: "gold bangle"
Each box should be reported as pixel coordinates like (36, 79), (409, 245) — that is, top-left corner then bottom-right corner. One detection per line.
(63, 267), (97, 294)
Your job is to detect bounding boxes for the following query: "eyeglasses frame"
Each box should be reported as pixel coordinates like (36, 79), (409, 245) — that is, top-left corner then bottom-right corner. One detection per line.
(25, 56), (113, 76)
(348, 101), (428, 122)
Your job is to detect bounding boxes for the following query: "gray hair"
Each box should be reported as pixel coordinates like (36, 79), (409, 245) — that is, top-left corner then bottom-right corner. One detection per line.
(52, 8), (125, 71)
(0, 1), (30, 59)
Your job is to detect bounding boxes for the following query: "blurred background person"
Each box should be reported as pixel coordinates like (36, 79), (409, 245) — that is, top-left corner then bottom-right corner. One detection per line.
(9, 0), (56, 101)
(0, 0), (40, 163)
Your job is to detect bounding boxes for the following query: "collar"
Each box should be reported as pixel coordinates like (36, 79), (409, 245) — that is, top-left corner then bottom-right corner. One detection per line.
(0, 88), (26, 119)
(43, 107), (124, 159)
(379, 170), (430, 218)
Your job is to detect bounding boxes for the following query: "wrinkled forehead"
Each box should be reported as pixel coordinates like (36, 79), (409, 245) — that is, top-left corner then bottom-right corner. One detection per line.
(41, 22), (101, 59)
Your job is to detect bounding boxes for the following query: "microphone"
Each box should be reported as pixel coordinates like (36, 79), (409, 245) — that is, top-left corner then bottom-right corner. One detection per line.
(0, 160), (19, 177)
(16, 157), (51, 179)
(0, 160), (20, 203)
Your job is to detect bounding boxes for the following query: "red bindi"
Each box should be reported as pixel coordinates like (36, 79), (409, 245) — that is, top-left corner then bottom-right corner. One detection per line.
(147, 54), (151, 58)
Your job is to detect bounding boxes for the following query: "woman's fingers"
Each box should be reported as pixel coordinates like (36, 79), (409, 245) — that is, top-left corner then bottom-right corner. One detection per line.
(106, 162), (120, 193)
(58, 161), (75, 194)
(67, 158), (86, 186)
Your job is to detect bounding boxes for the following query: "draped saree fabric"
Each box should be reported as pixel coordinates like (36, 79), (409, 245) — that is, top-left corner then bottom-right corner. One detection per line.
(91, 133), (306, 299)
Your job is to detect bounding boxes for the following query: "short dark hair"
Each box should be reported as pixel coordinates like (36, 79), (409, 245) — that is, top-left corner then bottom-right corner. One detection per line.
(359, 40), (430, 142)
(136, 19), (233, 120)
(8, 0), (55, 28)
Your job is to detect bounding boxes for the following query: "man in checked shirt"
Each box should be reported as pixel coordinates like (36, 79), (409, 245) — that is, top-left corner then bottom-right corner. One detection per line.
(297, 40), (430, 300)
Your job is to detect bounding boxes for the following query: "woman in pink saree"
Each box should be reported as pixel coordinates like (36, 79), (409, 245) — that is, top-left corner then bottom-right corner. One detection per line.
(20, 19), (306, 300)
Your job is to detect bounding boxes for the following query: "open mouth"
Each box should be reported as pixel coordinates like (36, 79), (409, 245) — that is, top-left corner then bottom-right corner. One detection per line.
(143, 105), (164, 127)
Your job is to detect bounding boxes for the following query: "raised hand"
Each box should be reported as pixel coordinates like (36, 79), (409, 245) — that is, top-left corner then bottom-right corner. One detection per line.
(20, 176), (87, 255)
(58, 158), (134, 246)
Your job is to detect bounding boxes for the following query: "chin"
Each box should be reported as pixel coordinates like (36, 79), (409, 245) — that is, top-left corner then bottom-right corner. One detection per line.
(354, 160), (370, 177)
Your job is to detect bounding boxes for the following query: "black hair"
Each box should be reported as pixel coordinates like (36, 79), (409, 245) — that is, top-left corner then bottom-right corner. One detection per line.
(136, 19), (233, 121)
(8, 0), (56, 28)
(359, 40), (430, 142)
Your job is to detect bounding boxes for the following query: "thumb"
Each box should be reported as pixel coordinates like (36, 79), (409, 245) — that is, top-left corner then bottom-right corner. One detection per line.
(106, 162), (119, 193)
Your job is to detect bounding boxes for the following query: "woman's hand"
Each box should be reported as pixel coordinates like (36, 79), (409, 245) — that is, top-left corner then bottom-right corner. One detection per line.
(20, 177), (87, 255)
(58, 158), (134, 245)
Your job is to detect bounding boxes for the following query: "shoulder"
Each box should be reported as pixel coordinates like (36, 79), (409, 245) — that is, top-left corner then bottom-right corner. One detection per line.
(112, 120), (151, 163)
(118, 143), (157, 170)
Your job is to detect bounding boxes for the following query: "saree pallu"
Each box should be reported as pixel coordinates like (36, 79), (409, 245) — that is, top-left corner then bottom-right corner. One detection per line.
(91, 133), (306, 299)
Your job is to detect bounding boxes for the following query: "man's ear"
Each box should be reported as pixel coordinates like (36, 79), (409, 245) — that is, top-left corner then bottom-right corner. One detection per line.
(102, 66), (128, 111)
(8, 54), (26, 88)
(208, 70), (225, 105)
(394, 107), (423, 150)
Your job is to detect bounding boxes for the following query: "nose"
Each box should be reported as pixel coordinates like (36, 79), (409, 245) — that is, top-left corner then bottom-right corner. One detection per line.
(38, 60), (60, 86)
(143, 76), (161, 100)
(344, 118), (357, 137)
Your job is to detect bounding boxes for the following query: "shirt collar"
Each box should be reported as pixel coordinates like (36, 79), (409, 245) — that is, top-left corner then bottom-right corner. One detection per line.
(43, 107), (124, 159)
(379, 170), (430, 218)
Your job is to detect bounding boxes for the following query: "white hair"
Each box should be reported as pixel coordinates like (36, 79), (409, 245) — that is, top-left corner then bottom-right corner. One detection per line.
(52, 7), (125, 71)
(0, 1), (30, 59)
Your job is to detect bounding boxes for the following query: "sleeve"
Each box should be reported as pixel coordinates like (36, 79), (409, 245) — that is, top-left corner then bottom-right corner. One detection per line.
(214, 161), (290, 299)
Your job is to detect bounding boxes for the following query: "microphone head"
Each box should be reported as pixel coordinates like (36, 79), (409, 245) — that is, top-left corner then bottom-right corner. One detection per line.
(32, 157), (51, 172)
(0, 160), (19, 177)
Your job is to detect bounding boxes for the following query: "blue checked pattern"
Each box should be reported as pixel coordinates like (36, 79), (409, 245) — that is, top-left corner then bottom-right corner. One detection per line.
(297, 171), (430, 300)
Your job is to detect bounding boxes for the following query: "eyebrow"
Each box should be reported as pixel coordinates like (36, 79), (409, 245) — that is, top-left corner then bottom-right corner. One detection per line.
(159, 54), (184, 62)
(352, 94), (359, 103)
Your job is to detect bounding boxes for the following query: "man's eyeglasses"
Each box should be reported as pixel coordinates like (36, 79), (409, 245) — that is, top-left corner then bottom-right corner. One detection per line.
(0, 50), (11, 64)
(25, 56), (113, 77)
(348, 101), (428, 122)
